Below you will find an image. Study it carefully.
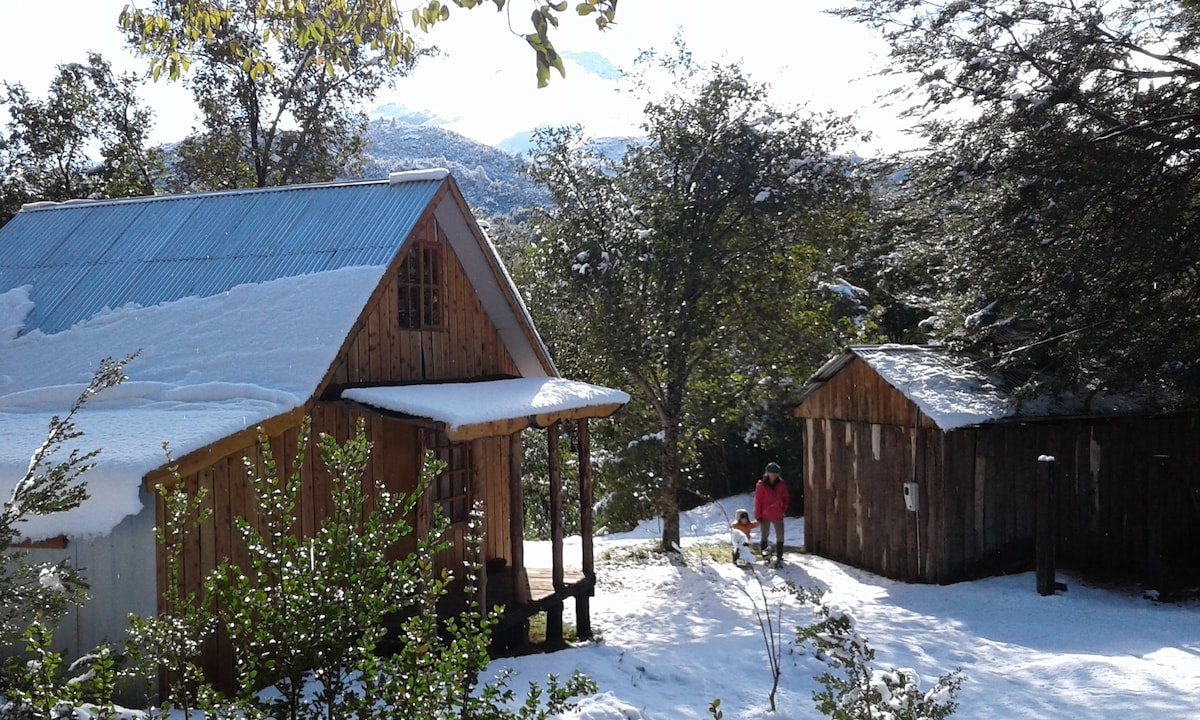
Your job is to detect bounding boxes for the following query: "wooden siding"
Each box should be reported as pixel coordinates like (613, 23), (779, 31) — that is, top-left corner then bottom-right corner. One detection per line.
(795, 357), (940, 429)
(806, 410), (1200, 585)
(324, 214), (519, 387)
(804, 418), (943, 582)
(950, 415), (1200, 582)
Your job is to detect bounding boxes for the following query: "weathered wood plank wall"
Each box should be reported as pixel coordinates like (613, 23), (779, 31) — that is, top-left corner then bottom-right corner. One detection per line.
(805, 406), (1200, 584)
(959, 415), (1200, 581)
(327, 215), (519, 387)
(804, 418), (944, 582)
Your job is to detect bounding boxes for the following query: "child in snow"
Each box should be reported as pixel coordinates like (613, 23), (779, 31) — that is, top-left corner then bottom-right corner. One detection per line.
(755, 462), (790, 568)
(730, 509), (756, 566)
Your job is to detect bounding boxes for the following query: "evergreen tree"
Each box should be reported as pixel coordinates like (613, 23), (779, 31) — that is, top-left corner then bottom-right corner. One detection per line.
(839, 0), (1200, 403)
(525, 42), (872, 551)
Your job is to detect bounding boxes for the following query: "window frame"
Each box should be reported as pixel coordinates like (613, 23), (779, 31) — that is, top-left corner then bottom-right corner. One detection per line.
(397, 235), (442, 330)
(429, 432), (470, 525)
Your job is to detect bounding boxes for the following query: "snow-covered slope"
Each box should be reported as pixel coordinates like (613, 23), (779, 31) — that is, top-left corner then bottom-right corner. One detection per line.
(512, 494), (1200, 719)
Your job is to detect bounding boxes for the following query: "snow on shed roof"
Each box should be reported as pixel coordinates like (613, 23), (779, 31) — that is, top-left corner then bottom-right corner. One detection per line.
(851, 345), (1013, 430)
(343, 378), (630, 441)
(800, 345), (1156, 431)
(796, 345), (1014, 430)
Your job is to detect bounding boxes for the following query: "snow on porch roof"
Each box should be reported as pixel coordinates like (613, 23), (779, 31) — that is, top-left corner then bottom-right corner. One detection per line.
(342, 377), (630, 441)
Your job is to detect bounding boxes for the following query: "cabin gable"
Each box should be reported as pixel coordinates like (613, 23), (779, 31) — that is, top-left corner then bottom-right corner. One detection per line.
(324, 209), (520, 387)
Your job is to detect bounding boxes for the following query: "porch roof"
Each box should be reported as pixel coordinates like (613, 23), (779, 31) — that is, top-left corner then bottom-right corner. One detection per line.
(341, 377), (629, 441)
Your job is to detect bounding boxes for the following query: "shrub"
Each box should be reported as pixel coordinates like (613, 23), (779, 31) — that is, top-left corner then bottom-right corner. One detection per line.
(0, 354), (136, 714)
(797, 599), (963, 720)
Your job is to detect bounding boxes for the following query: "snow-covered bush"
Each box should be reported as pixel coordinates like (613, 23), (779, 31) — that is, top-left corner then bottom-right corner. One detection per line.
(1, 354), (136, 714)
(128, 418), (595, 720)
(797, 599), (962, 720)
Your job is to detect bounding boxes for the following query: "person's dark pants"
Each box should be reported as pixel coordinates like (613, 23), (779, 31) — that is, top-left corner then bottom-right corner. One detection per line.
(759, 518), (784, 555)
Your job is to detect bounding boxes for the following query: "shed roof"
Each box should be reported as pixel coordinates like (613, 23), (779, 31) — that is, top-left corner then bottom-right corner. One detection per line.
(797, 345), (1011, 430)
(797, 345), (1154, 431)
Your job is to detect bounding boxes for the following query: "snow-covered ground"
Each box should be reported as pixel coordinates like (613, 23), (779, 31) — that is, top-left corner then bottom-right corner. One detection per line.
(512, 493), (1200, 719)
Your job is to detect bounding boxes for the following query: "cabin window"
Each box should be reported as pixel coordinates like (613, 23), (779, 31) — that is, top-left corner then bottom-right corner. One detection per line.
(430, 433), (470, 524)
(398, 239), (441, 329)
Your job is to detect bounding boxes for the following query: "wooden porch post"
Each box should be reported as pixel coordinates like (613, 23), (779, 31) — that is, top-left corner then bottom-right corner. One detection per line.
(547, 422), (564, 645)
(576, 418), (594, 640)
(508, 433), (529, 604)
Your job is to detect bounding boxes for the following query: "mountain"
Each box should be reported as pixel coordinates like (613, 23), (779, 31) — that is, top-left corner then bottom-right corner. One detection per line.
(357, 119), (548, 219)
(560, 51), (623, 81)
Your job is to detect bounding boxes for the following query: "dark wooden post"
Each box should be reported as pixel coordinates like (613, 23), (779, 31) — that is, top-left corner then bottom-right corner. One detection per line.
(547, 422), (564, 645)
(508, 433), (529, 604)
(1147, 455), (1169, 594)
(576, 419), (594, 641)
(1036, 455), (1057, 596)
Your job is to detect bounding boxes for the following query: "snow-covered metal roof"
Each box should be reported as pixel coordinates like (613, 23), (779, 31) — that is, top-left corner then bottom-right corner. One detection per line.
(0, 169), (575, 540)
(0, 173), (444, 335)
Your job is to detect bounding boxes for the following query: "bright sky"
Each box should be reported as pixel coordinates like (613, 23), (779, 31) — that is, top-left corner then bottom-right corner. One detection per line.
(0, 0), (915, 153)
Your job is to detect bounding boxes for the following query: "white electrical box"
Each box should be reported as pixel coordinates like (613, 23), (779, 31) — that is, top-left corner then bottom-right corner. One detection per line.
(903, 482), (920, 512)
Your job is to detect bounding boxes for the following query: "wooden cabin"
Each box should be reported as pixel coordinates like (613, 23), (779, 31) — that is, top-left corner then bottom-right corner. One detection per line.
(0, 170), (627, 689)
(794, 345), (1200, 586)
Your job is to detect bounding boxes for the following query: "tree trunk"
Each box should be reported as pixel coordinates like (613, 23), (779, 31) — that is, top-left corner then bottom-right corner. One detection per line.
(658, 420), (682, 552)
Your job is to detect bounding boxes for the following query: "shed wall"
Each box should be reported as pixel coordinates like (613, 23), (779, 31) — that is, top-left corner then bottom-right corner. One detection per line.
(806, 411), (1200, 585)
(950, 414), (1200, 582)
(803, 417), (945, 582)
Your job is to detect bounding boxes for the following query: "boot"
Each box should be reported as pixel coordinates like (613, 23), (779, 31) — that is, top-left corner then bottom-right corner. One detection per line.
(760, 539), (769, 557)
(774, 541), (784, 568)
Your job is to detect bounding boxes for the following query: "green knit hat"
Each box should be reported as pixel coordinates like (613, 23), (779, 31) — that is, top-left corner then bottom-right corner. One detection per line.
(764, 462), (781, 475)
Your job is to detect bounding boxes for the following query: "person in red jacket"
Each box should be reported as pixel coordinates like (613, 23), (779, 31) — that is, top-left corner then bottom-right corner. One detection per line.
(754, 462), (790, 566)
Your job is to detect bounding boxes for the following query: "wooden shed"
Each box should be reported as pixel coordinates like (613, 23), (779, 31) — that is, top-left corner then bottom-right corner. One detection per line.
(0, 170), (627, 688)
(794, 345), (1200, 586)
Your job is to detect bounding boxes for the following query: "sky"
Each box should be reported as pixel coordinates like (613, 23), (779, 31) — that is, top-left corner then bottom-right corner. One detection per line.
(0, 0), (914, 153)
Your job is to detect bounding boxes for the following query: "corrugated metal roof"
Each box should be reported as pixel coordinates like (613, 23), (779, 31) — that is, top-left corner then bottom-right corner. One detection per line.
(0, 177), (442, 335)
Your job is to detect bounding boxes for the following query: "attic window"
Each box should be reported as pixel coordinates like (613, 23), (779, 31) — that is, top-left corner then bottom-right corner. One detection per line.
(398, 238), (441, 329)
(429, 432), (470, 524)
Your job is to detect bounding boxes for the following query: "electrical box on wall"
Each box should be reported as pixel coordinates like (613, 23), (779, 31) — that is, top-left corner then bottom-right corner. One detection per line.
(903, 482), (920, 512)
